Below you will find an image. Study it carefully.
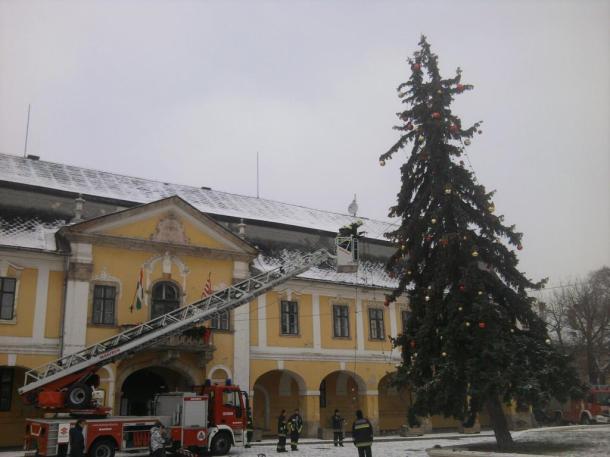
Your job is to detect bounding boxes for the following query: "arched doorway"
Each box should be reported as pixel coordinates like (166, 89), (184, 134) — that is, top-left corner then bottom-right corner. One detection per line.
(119, 366), (191, 415)
(151, 281), (181, 319)
(252, 370), (305, 432)
(318, 371), (365, 430)
(378, 373), (411, 432)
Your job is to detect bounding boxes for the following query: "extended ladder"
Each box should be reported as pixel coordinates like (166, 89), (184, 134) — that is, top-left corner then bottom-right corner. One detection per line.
(19, 249), (332, 397)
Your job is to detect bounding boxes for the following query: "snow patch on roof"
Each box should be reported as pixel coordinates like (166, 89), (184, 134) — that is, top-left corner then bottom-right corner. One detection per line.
(0, 153), (396, 241)
(0, 217), (65, 251)
(254, 249), (397, 289)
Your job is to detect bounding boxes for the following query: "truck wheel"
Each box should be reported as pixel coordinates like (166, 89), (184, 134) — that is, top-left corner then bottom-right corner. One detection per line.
(211, 433), (231, 456)
(66, 383), (92, 408)
(89, 440), (115, 457)
(580, 414), (591, 425)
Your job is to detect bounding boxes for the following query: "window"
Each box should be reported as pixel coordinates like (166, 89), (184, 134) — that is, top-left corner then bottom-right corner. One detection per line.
(210, 310), (230, 331)
(0, 368), (13, 411)
(280, 300), (299, 335)
(401, 310), (412, 334)
(92, 285), (116, 325)
(0, 277), (17, 320)
(151, 282), (180, 319)
(333, 304), (350, 337)
(368, 308), (385, 340)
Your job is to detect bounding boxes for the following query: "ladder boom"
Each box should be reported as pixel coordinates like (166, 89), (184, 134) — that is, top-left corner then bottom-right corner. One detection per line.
(19, 249), (332, 397)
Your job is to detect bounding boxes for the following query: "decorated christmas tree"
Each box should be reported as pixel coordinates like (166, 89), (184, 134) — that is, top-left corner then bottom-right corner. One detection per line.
(380, 36), (582, 450)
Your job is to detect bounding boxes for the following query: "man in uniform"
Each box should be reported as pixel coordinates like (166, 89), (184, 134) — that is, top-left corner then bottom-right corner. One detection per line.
(331, 409), (345, 447)
(287, 408), (303, 451)
(276, 409), (288, 452)
(351, 410), (373, 457)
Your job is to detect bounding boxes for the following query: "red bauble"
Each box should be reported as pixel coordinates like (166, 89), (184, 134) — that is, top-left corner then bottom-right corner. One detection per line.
(410, 340), (416, 349)
(449, 124), (459, 134)
(384, 297), (391, 307)
(456, 83), (465, 93)
(389, 272), (395, 279)
(517, 243), (523, 250)
(459, 284), (466, 292)
(425, 235), (433, 242)
(412, 63), (421, 72)
(478, 322), (486, 329)
(431, 112), (441, 119)
(406, 122), (414, 130)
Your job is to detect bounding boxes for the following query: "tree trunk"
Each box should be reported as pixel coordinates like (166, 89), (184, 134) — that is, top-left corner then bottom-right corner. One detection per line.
(586, 344), (599, 384)
(485, 396), (514, 451)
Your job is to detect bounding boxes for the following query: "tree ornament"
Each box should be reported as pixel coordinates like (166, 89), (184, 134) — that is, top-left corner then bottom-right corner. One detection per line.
(465, 321), (470, 327)
(410, 340), (416, 349)
(427, 285), (432, 290)
(440, 238), (449, 247)
(425, 295), (430, 302)
(406, 122), (414, 130)
(458, 306), (463, 311)
(459, 160), (465, 166)
(425, 234), (433, 241)
(449, 124), (459, 134)
(441, 352), (447, 357)
(380, 159), (386, 167)
(456, 83), (465, 93)
(444, 186), (452, 194)
(464, 139), (471, 146)
(478, 322), (486, 329)
(418, 135), (425, 142)
(510, 328), (515, 333)
(431, 218), (437, 224)
(407, 270), (412, 275)
(412, 63), (421, 72)
(471, 249), (479, 257)
(545, 338), (551, 344)
(401, 244), (407, 251)
(431, 112), (441, 119)
(488, 203), (495, 213)
(437, 89), (442, 94)
(459, 284), (466, 292)
(478, 290), (483, 295)
(517, 243), (523, 251)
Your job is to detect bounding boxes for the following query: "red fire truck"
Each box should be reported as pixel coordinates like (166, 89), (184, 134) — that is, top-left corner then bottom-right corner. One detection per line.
(25, 385), (249, 457)
(18, 249), (335, 456)
(559, 385), (610, 424)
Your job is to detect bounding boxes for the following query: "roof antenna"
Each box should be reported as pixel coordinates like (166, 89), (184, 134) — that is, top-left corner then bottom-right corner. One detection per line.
(23, 104), (31, 158)
(256, 151), (260, 198)
(348, 194), (358, 217)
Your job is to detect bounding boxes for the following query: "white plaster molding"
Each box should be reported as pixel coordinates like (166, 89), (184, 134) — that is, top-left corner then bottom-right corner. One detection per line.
(257, 295), (267, 348)
(365, 390), (379, 396)
(92, 267), (123, 299)
(340, 361), (346, 370)
(32, 265), (50, 343)
(233, 302), (250, 390)
(312, 293), (321, 350)
(389, 302), (398, 339)
(277, 360), (284, 370)
(251, 347), (400, 363)
(62, 280), (89, 356)
(0, 338), (60, 356)
(209, 364), (232, 380)
(356, 297), (365, 351)
(304, 390), (321, 396)
(233, 261), (249, 280)
(7, 354), (16, 366)
(71, 243), (93, 263)
(0, 251), (65, 270)
(144, 253), (190, 298)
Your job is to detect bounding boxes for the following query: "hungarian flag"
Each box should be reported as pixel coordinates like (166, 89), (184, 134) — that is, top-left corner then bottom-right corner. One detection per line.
(202, 272), (213, 298)
(133, 268), (144, 311)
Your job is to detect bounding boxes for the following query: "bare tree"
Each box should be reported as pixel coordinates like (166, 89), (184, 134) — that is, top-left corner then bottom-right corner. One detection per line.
(548, 267), (610, 384)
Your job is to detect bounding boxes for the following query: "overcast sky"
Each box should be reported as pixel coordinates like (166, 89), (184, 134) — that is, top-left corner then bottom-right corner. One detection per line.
(0, 0), (608, 290)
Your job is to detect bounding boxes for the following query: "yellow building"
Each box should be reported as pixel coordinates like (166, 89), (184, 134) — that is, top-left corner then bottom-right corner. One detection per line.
(0, 153), (469, 447)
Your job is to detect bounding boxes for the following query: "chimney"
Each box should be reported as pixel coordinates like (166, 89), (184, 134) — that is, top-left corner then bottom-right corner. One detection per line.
(237, 219), (247, 239)
(72, 194), (85, 223)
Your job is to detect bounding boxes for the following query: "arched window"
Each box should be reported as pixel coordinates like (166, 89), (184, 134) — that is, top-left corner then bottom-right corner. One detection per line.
(151, 281), (180, 319)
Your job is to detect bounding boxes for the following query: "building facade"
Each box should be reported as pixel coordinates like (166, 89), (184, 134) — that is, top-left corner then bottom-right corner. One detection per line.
(0, 153), (475, 447)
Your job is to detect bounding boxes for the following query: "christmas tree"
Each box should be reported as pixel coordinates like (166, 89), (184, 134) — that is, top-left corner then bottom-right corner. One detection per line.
(380, 36), (582, 450)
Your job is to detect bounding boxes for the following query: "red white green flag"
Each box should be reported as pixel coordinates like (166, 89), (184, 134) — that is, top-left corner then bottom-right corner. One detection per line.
(133, 268), (144, 311)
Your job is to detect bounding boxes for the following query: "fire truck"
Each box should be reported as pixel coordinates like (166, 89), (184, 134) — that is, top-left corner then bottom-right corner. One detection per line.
(557, 385), (610, 425)
(20, 249), (337, 457)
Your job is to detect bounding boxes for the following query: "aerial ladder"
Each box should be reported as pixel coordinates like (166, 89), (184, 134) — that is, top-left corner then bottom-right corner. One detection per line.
(19, 249), (335, 413)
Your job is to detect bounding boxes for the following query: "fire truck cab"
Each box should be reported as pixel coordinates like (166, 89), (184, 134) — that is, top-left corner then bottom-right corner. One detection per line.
(552, 385), (610, 425)
(24, 383), (248, 457)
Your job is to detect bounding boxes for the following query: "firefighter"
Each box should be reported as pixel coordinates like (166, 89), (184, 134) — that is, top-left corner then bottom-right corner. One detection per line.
(351, 410), (373, 457)
(276, 409), (288, 452)
(69, 419), (85, 457)
(245, 407), (254, 448)
(287, 408), (303, 451)
(150, 422), (167, 457)
(331, 409), (345, 447)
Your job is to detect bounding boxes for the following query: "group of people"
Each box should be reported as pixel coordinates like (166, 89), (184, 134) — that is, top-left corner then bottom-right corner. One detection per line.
(277, 408), (374, 457)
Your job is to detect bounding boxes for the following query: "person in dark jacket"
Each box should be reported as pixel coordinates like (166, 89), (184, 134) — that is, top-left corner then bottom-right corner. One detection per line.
(69, 419), (85, 457)
(287, 409), (303, 451)
(245, 407), (254, 448)
(331, 409), (345, 446)
(276, 409), (288, 453)
(351, 410), (373, 457)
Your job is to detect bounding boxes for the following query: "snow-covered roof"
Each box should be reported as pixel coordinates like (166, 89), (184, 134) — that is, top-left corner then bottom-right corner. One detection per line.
(0, 217), (65, 252)
(0, 153), (396, 241)
(254, 249), (398, 289)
